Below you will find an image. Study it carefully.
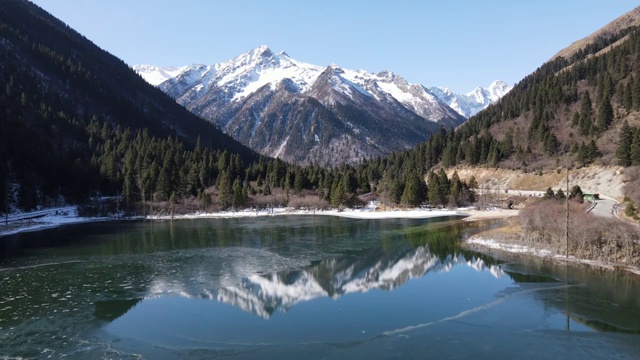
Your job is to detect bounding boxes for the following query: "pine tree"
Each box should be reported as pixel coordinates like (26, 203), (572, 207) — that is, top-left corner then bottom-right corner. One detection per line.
(596, 96), (613, 133)
(437, 169), (450, 206)
(579, 91), (593, 136)
(616, 121), (633, 166)
(625, 78), (635, 111)
(577, 140), (602, 165)
(331, 178), (346, 207)
(544, 187), (555, 199)
(543, 133), (559, 155)
(232, 177), (244, 208)
(631, 129), (640, 166)
(633, 75), (640, 110)
(321, 172), (333, 200)
(122, 151), (136, 207)
(465, 138), (478, 165)
(571, 111), (580, 127)
(216, 170), (232, 208)
(450, 171), (462, 204)
(401, 172), (424, 207)
(468, 176), (478, 189)
(293, 168), (304, 194)
(501, 129), (514, 157)
(441, 142), (456, 167)
(427, 172), (440, 207)
(155, 155), (172, 201)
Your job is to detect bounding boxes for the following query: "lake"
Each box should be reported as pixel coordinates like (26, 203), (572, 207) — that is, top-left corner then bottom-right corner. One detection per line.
(1, 216), (639, 359)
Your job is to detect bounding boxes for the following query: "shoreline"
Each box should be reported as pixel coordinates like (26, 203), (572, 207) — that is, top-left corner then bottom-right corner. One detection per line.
(0, 207), (116, 237)
(6, 205), (636, 277)
(146, 207), (467, 220)
(463, 234), (640, 277)
(0, 206), (519, 238)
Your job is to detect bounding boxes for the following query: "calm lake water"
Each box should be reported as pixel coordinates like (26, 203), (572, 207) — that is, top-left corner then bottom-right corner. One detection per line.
(1, 216), (640, 359)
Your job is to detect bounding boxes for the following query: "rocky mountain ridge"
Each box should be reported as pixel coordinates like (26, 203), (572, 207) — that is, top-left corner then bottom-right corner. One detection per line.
(134, 47), (510, 165)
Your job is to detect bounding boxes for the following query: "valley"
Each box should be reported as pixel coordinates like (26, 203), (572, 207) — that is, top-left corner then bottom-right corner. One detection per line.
(2, 1), (640, 358)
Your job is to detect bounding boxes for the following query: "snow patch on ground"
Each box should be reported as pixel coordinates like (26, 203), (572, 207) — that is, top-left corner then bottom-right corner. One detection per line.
(467, 237), (553, 257)
(0, 204), (488, 237)
(148, 207), (465, 221)
(0, 206), (114, 237)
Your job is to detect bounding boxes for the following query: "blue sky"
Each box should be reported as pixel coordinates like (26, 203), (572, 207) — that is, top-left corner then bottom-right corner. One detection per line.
(31, 0), (638, 93)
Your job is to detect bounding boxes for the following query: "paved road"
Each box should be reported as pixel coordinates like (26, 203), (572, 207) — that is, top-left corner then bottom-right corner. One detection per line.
(484, 188), (620, 219)
(589, 199), (617, 219)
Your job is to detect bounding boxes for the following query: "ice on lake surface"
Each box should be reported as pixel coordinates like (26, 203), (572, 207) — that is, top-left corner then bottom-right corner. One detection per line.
(1, 216), (639, 359)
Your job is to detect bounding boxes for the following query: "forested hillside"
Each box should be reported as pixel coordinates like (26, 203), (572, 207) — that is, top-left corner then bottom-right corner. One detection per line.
(0, 0), (256, 211)
(366, 20), (640, 174)
(457, 24), (640, 169)
(328, 15), (640, 209)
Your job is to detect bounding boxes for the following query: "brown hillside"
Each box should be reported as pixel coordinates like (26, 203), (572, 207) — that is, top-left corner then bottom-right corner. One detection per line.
(446, 166), (625, 200)
(550, 6), (640, 61)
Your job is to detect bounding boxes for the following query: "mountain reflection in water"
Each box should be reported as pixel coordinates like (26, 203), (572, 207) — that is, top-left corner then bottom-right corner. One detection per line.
(129, 217), (506, 319)
(147, 244), (505, 319)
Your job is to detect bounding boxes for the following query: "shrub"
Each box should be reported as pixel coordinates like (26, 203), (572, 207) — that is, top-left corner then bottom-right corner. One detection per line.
(625, 202), (636, 218)
(520, 202), (640, 265)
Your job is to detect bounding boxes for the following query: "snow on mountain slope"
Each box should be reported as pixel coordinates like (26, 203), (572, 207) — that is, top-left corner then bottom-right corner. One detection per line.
(133, 45), (466, 124)
(344, 70), (458, 122)
(132, 64), (190, 86)
(134, 47), (509, 122)
(429, 80), (513, 118)
(132, 46), (507, 165)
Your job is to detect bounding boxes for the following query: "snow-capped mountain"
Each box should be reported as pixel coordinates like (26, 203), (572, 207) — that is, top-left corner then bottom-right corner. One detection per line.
(134, 46), (507, 165)
(429, 80), (513, 118)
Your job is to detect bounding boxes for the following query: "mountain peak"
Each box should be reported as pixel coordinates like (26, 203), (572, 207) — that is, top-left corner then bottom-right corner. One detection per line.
(376, 70), (395, 79)
(429, 81), (513, 118)
(252, 44), (273, 57)
(489, 80), (507, 87)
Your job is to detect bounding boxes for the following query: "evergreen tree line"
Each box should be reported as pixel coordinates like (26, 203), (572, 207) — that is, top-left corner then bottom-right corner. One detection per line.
(4, 1), (640, 213)
(367, 25), (640, 175)
(462, 25), (638, 135)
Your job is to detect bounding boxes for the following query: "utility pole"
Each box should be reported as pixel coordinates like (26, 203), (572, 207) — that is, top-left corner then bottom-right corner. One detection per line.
(4, 179), (8, 226)
(564, 162), (572, 332)
(116, 190), (120, 220)
(564, 166), (571, 331)
(5, 161), (9, 226)
(566, 166), (570, 259)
